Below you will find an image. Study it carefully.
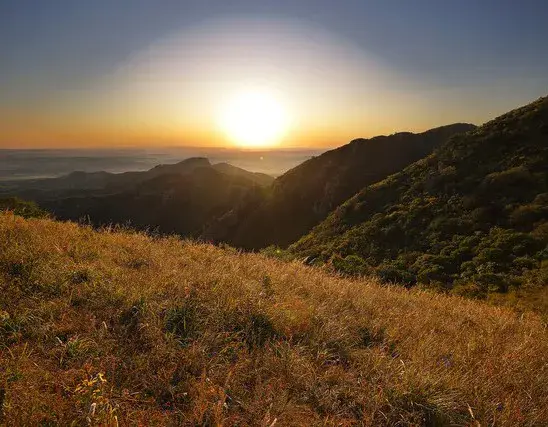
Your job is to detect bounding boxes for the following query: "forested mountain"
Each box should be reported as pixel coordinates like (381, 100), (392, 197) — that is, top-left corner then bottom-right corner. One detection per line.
(203, 123), (475, 248)
(292, 97), (548, 296)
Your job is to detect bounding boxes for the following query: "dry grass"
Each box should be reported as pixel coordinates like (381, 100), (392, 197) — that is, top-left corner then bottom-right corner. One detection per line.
(1, 212), (547, 426)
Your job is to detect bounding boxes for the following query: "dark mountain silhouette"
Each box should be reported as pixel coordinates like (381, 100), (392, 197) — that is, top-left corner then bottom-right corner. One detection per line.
(0, 158), (273, 237)
(291, 97), (548, 297)
(1, 157), (273, 198)
(212, 162), (274, 187)
(203, 123), (476, 249)
(41, 162), (267, 237)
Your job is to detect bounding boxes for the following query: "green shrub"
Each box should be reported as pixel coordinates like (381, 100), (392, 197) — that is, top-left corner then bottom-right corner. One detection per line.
(0, 197), (48, 219)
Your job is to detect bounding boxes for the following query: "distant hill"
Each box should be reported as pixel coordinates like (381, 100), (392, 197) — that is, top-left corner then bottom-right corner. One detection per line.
(38, 159), (270, 237)
(0, 157), (273, 198)
(292, 97), (548, 296)
(204, 123), (476, 248)
(2, 212), (547, 425)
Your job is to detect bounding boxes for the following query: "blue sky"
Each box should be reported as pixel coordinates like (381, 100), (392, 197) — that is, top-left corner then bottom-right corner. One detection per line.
(1, 0), (547, 147)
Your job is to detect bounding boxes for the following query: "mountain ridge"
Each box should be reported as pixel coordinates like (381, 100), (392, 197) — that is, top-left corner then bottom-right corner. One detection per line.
(203, 123), (476, 248)
(291, 96), (548, 297)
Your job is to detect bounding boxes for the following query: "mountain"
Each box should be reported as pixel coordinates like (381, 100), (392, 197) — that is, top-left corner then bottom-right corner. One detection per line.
(40, 161), (268, 237)
(0, 158), (274, 237)
(1, 212), (547, 425)
(292, 97), (548, 297)
(203, 123), (476, 249)
(0, 157), (273, 198)
(211, 162), (274, 187)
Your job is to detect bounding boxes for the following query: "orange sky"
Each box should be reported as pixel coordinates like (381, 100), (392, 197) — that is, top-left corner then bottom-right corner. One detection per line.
(1, 17), (543, 149)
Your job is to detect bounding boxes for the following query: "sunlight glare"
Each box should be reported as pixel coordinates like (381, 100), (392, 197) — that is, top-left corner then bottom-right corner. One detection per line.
(217, 88), (289, 148)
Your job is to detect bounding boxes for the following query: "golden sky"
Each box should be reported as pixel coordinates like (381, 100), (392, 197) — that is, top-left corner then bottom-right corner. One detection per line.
(1, 16), (545, 149)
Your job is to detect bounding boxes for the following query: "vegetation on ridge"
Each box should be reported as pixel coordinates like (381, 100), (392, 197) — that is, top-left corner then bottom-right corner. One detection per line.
(292, 97), (548, 299)
(0, 197), (49, 219)
(1, 213), (548, 425)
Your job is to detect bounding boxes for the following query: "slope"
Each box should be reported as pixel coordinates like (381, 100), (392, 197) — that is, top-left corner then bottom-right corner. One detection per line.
(292, 97), (548, 296)
(1, 213), (547, 425)
(204, 123), (475, 249)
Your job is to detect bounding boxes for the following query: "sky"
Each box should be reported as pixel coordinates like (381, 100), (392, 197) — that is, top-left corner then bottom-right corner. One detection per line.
(1, 0), (547, 149)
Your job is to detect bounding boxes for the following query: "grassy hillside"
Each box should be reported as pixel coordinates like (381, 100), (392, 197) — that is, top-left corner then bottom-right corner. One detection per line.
(1, 213), (548, 425)
(292, 97), (548, 298)
(204, 124), (475, 249)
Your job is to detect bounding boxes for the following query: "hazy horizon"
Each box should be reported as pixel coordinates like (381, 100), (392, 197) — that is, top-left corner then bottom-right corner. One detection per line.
(0, 146), (325, 180)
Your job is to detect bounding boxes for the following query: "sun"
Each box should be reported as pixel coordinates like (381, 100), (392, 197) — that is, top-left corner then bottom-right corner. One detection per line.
(217, 88), (289, 148)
